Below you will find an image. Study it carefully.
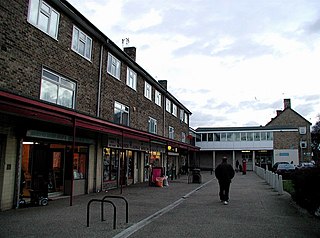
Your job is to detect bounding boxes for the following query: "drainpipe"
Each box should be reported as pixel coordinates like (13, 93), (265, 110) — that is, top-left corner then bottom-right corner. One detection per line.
(96, 45), (104, 117)
(14, 138), (23, 209)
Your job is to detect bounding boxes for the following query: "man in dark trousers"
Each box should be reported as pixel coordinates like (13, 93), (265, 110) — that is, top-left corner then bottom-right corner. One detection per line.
(215, 157), (235, 205)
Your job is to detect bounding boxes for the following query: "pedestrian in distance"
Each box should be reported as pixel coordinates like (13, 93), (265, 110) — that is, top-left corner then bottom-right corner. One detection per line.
(215, 157), (235, 205)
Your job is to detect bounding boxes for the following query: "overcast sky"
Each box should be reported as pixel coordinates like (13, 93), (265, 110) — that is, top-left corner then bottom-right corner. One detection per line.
(68, 0), (320, 129)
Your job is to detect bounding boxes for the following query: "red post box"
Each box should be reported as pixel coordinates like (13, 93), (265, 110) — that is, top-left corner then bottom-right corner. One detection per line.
(242, 159), (247, 175)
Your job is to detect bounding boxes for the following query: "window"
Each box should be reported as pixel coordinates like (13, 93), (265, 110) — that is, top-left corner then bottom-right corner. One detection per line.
(234, 132), (240, 141)
(172, 104), (177, 117)
(107, 53), (121, 80)
(266, 132), (273, 140)
(166, 98), (171, 112)
(114, 101), (129, 126)
(148, 117), (157, 134)
(181, 132), (186, 143)
(144, 81), (152, 100)
(247, 132), (253, 141)
(227, 133), (233, 141)
(155, 90), (161, 106)
(40, 69), (76, 108)
(208, 133), (213, 141)
(241, 132), (247, 141)
(184, 113), (188, 124)
(201, 133), (207, 141)
(261, 132), (267, 141)
(299, 127), (306, 135)
(221, 133), (226, 141)
(180, 109), (184, 121)
(169, 126), (175, 139)
(126, 67), (137, 90)
(214, 133), (220, 141)
(71, 26), (92, 60)
(254, 132), (260, 141)
(28, 0), (60, 39)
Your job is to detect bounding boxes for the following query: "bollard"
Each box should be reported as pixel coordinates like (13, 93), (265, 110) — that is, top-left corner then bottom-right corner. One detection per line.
(278, 175), (283, 195)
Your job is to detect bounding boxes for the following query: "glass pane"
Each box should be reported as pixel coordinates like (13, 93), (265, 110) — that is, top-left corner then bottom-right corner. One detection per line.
(247, 132), (253, 141)
(85, 38), (92, 59)
(208, 133), (213, 141)
(38, 12), (49, 33)
(40, 79), (58, 103)
(49, 11), (59, 37)
(41, 2), (50, 14)
(261, 132), (267, 140)
(43, 70), (59, 82)
(234, 132), (240, 141)
(79, 41), (85, 56)
(61, 78), (75, 89)
(254, 132), (260, 141)
(221, 133), (226, 141)
(227, 133), (233, 141)
(114, 109), (121, 124)
(214, 133), (220, 141)
(122, 112), (129, 126)
(241, 132), (247, 141)
(28, 0), (40, 25)
(58, 88), (73, 108)
(72, 28), (79, 51)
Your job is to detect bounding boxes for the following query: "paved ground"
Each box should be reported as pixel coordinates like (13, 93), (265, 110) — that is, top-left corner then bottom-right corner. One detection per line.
(0, 171), (319, 238)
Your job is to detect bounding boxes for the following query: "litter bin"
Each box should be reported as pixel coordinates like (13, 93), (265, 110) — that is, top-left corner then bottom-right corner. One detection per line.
(188, 169), (202, 184)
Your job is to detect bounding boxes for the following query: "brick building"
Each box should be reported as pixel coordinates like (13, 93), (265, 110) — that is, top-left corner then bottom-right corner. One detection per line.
(0, 0), (198, 210)
(195, 99), (312, 171)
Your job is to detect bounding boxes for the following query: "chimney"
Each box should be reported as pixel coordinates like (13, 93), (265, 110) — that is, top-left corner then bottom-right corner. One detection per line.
(158, 80), (167, 90)
(276, 110), (282, 116)
(284, 98), (291, 109)
(124, 47), (136, 61)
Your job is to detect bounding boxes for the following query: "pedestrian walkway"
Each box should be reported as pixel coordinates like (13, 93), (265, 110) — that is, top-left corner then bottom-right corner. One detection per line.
(0, 172), (319, 238)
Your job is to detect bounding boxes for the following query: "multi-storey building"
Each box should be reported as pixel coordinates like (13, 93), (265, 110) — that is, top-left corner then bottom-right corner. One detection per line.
(0, 0), (198, 210)
(195, 99), (312, 171)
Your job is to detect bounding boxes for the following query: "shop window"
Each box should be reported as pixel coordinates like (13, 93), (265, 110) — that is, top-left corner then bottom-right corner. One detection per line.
(73, 153), (86, 179)
(103, 148), (118, 181)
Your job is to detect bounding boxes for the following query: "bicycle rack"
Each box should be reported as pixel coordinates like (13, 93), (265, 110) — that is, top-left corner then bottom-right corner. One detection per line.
(102, 195), (129, 224)
(86, 199), (116, 229)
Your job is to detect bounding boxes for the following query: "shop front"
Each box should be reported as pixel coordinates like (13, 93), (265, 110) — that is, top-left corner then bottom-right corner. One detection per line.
(20, 130), (94, 204)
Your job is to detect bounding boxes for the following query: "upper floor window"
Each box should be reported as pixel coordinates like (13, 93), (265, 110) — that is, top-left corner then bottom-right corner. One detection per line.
(144, 82), (152, 100)
(155, 90), (162, 106)
(107, 53), (121, 80)
(27, 0), (60, 39)
(148, 117), (157, 134)
(40, 69), (76, 109)
(126, 67), (137, 90)
(166, 98), (171, 112)
(72, 26), (92, 61)
(169, 126), (175, 139)
(172, 104), (177, 117)
(180, 109), (184, 121)
(184, 112), (188, 124)
(299, 127), (306, 135)
(114, 101), (129, 126)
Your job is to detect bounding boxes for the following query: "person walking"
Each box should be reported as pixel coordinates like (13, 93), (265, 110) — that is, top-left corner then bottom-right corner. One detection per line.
(215, 157), (235, 205)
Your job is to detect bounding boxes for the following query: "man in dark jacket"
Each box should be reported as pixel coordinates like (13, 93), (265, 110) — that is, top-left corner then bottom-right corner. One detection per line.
(215, 157), (235, 205)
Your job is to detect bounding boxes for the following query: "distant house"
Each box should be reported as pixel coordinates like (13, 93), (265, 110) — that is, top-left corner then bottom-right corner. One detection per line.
(195, 99), (312, 171)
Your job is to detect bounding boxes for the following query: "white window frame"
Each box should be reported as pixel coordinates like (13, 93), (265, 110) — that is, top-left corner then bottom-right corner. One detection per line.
(180, 109), (184, 121)
(184, 112), (188, 124)
(40, 68), (76, 109)
(169, 126), (175, 139)
(172, 104), (177, 117)
(27, 0), (60, 39)
(126, 67), (137, 91)
(166, 98), (171, 112)
(114, 101), (129, 126)
(148, 117), (157, 134)
(299, 127), (306, 135)
(107, 53), (121, 80)
(71, 26), (92, 61)
(144, 81), (152, 100)
(155, 90), (162, 107)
